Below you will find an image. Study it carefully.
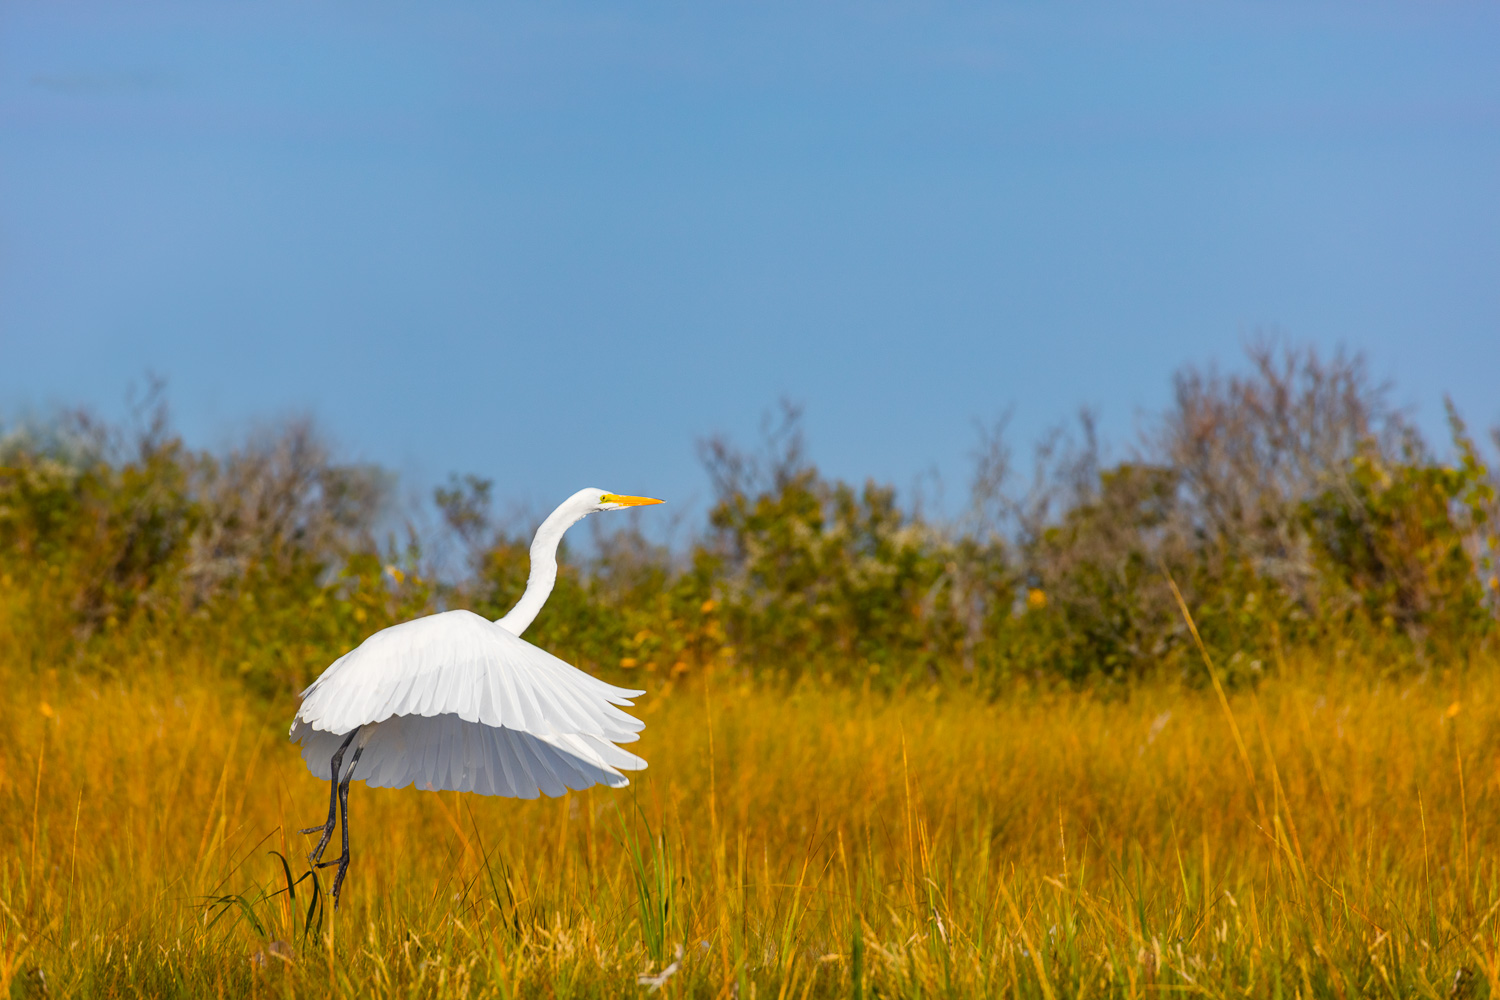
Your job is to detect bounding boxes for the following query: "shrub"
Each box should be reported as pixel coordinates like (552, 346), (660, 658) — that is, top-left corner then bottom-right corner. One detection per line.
(3, 342), (1495, 697)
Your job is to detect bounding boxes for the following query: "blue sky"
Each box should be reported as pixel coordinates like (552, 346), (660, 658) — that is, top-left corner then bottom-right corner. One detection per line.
(2, 1), (1497, 528)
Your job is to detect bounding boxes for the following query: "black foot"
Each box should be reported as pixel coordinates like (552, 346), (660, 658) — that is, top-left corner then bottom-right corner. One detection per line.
(316, 852), (352, 907)
(301, 820), (338, 864)
(330, 858), (352, 907)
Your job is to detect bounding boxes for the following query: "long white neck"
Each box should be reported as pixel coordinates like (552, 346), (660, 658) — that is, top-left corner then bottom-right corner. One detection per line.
(494, 496), (591, 635)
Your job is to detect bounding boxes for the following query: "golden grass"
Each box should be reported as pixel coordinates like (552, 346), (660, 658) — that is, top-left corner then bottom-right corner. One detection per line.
(5, 640), (1500, 998)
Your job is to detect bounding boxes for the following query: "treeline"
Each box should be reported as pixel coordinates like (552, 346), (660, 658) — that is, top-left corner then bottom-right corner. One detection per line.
(2, 343), (1496, 697)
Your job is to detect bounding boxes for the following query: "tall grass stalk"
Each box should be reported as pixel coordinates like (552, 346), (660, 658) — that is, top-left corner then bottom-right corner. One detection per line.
(4, 640), (1500, 997)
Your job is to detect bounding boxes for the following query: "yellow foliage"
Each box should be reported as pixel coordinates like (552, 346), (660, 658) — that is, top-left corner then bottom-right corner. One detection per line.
(4, 635), (1500, 997)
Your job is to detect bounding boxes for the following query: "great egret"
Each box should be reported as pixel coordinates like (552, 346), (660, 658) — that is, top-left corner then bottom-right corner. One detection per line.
(289, 488), (663, 905)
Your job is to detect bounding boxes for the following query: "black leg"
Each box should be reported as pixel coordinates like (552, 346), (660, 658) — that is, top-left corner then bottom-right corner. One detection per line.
(319, 744), (363, 908)
(300, 729), (359, 864)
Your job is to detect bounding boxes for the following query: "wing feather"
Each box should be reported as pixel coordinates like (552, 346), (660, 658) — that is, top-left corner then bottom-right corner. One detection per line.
(292, 713), (643, 797)
(294, 609), (644, 741)
(476, 726), (503, 796)
(481, 724), (507, 795)
(501, 728), (542, 799)
(291, 609), (648, 798)
(491, 654), (522, 731)
(520, 737), (567, 797)
(420, 720), (440, 789)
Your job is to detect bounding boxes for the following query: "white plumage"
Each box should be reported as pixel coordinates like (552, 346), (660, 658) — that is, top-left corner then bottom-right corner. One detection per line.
(289, 487), (663, 904)
(290, 609), (646, 796)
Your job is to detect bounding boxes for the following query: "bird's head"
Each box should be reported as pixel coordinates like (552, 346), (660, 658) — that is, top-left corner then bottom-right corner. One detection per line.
(595, 491), (665, 512)
(575, 488), (665, 515)
(537, 488), (665, 540)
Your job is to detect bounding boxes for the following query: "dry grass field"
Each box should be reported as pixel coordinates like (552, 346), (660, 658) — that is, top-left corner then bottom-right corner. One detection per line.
(5, 635), (1500, 999)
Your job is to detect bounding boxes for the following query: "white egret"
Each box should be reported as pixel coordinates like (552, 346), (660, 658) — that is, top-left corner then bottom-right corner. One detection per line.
(289, 488), (663, 904)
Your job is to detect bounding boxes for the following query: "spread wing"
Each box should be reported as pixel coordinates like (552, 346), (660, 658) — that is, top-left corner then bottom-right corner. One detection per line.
(291, 713), (646, 797)
(289, 609), (647, 798)
(291, 609), (644, 744)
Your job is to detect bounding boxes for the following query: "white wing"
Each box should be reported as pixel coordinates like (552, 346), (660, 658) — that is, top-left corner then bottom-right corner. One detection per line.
(292, 609), (644, 743)
(289, 608), (648, 798)
(291, 714), (646, 797)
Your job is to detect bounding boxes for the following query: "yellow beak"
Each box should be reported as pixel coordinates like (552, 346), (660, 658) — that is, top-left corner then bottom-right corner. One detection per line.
(601, 494), (665, 507)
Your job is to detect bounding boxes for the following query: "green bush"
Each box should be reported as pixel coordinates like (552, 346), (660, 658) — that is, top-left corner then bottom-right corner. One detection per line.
(2, 343), (1496, 697)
